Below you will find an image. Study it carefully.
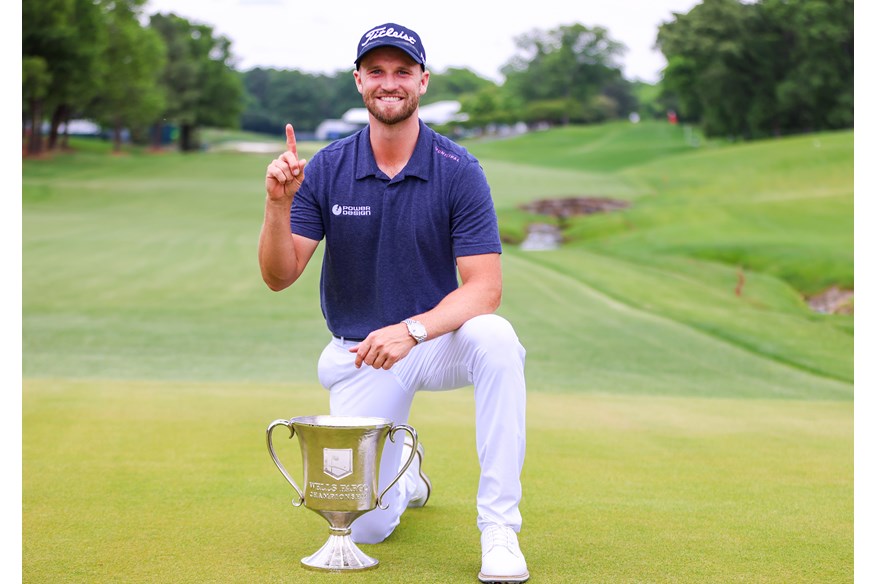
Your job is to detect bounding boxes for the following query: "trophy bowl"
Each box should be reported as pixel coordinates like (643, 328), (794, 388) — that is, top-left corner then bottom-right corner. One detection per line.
(266, 415), (417, 572)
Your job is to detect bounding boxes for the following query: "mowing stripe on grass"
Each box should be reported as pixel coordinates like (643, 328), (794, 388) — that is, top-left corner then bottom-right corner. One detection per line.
(23, 379), (852, 583)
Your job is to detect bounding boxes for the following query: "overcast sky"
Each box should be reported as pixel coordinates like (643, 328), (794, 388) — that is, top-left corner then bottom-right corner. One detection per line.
(144, 0), (702, 83)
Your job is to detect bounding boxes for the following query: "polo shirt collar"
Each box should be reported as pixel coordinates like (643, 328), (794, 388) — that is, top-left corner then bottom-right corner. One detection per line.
(354, 119), (433, 181)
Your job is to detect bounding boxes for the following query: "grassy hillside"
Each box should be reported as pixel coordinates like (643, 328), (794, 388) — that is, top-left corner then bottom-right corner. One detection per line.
(466, 122), (853, 385)
(468, 122), (852, 294)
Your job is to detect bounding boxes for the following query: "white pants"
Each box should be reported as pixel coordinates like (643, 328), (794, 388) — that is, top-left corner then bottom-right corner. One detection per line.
(317, 313), (527, 544)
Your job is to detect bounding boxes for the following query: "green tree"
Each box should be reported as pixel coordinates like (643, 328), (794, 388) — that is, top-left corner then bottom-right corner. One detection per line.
(22, 0), (105, 154)
(47, 0), (107, 150)
(89, 0), (166, 152)
(150, 13), (244, 151)
(22, 57), (51, 155)
(657, 0), (853, 138)
(630, 81), (665, 120)
(240, 68), (361, 135)
(459, 84), (523, 128)
(425, 67), (496, 104)
(23, 0), (66, 154)
(239, 68), (276, 135)
(657, 0), (756, 136)
(502, 24), (629, 125)
(762, 0), (853, 132)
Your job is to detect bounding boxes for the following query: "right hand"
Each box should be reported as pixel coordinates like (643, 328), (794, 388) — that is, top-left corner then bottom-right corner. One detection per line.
(265, 124), (307, 203)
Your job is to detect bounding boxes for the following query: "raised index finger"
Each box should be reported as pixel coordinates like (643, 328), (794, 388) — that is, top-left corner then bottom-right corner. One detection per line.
(285, 123), (298, 156)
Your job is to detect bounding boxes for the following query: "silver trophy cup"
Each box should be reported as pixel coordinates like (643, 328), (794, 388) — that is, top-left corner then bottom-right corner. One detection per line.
(266, 415), (418, 571)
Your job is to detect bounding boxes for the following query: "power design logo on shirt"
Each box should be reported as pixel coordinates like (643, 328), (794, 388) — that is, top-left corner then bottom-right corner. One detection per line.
(332, 204), (372, 217)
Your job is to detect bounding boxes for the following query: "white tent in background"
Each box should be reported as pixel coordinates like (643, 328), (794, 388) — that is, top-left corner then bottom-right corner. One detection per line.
(315, 119), (361, 140)
(419, 101), (468, 124)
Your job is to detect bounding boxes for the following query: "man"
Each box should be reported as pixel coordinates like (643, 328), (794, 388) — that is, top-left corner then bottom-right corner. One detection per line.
(259, 22), (529, 583)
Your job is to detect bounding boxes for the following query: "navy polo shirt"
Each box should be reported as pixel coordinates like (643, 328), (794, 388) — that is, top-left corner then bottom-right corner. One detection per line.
(290, 119), (502, 339)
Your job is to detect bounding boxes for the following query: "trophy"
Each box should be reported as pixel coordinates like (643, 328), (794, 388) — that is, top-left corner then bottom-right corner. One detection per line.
(266, 415), (418, 571)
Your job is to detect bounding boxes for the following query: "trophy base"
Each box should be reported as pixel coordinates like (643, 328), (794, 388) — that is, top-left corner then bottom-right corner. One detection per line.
(301, 532), (379, 572)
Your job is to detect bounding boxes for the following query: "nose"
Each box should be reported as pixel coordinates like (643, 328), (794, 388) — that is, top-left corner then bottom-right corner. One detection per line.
(380, 74), (401, 91)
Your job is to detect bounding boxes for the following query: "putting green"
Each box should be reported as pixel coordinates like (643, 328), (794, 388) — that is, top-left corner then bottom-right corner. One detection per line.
(23, 379), (851, 583)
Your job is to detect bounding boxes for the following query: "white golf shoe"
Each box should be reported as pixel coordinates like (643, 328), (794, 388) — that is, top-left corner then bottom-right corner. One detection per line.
(478, 523), (529, 583)
(402, 436), (431, 508)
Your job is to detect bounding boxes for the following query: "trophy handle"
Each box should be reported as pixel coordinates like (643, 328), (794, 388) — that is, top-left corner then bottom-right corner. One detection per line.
(376, 424), (418, 510)
(266, 419), (304, 507)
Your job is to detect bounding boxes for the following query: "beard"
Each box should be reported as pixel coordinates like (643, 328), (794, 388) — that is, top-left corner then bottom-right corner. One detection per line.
(363, 90), (420, 125)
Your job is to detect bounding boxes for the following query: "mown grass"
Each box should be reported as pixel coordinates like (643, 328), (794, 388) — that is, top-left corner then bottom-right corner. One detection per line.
(22, 121), (853, 582)
(23, 124), (852, 390)
(23, 379), (852, 583)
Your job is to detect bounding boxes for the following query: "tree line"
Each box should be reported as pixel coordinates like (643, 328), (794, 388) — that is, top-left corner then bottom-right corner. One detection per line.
(23, 0), (243, 155)
(23, 0), (852, 155)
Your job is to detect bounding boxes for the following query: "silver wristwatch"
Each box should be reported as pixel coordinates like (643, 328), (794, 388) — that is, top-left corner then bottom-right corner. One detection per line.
(403, 319), (427, 344)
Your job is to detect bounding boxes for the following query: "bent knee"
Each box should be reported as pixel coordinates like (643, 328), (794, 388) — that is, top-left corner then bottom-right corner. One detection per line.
(460, 314), (525, 357)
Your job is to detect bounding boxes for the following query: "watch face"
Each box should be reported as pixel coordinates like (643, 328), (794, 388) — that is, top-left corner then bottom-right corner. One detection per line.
(406, 320), (426, 340)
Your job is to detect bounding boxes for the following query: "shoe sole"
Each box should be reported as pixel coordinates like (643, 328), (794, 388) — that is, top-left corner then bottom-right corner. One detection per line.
(477, 571), (530, 583)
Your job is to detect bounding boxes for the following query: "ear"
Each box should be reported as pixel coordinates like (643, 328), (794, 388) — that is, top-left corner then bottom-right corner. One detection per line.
(353, 69), (364, 95)
(419, 69), (430, 96)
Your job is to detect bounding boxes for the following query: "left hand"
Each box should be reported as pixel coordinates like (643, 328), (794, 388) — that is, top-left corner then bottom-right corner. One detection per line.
(350, 323), (417, 370)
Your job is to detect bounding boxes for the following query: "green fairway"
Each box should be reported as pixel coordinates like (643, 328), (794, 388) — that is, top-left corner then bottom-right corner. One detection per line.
(22, 121), (853, 582)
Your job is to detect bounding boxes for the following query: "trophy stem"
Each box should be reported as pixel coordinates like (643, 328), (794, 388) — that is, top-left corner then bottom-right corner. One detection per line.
(301, 527), (379, 572)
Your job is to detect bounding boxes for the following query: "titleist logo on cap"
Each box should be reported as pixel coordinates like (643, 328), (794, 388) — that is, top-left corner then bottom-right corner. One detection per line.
(361, 26), (418, 49)
(355, 23), (426, 66)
